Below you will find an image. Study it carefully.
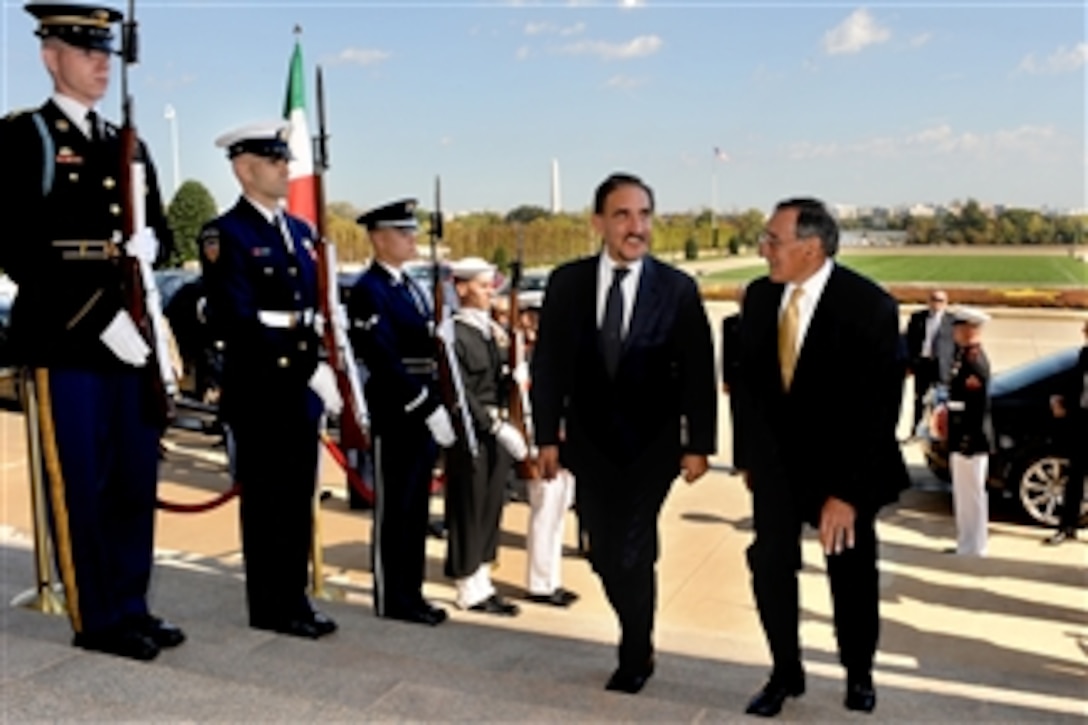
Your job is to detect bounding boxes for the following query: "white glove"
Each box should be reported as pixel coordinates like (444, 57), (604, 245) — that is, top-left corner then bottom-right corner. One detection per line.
(425, 407), (456, 448)
(309, 362), (343, 416)
(494, 421), (529, 461)
(313, 312), (326, 338)
(100, 310), (151, 367)
(512, 361), (529, 386)
(125, 227), (159, 265)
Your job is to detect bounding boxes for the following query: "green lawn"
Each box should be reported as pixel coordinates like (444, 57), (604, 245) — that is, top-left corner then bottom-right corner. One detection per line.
(701, 255), (1088, 286)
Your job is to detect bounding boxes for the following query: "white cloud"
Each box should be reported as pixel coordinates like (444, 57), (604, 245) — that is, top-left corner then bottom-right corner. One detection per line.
(605, 74), (646, 89)
(786, 123), (1061, 162)
(326, 47), (391, 66)
(524, 20), (585, 36)
(908, 32), (932, 48)
(515, 45), (531, 61)
(556, 34), (663, 60)
(619, 0), (646, 7)
(1016, 43), (1088, 74)
(822, 8), (891, 56)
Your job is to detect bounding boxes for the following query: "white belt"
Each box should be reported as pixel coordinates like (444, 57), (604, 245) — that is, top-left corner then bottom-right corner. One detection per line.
(946, 400), (966, 411)
(257, 308), (314, 329)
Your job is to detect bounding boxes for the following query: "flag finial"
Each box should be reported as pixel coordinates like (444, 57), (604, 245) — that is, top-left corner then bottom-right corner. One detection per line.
(293, 24), (302, 37)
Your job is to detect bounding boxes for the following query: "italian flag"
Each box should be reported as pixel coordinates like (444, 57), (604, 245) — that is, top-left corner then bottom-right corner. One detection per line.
(283, 40), (317, 227)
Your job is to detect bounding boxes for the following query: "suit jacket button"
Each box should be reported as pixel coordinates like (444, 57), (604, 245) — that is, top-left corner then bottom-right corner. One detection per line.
(69, 172), (79, 182)
(288, 267), (297, 276)
(109, 203), (121, 216)
(298, 341), (307, 351)
(277, 357), (290, 368)
(103, 177), (116, 189)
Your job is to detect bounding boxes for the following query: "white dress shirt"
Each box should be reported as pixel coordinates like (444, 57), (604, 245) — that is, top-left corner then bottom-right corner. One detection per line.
(778, 257), (834, 355)
(921, 309), (945, 358)
(596, 252), (642, 337)
(52, 93), (97, 139)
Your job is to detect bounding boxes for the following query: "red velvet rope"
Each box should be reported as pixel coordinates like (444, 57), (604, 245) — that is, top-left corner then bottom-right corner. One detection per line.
(157, 483), (240, 514)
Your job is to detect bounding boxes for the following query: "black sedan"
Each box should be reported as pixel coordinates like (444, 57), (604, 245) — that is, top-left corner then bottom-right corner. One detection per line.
(923, 347), (1085, 527)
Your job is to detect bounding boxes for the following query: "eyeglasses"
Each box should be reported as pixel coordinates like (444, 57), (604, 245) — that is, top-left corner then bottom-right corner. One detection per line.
(758, 232), (812, 250)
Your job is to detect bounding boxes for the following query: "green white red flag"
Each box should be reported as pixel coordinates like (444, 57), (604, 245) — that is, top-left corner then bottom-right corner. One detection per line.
(283, 40), (317, 227)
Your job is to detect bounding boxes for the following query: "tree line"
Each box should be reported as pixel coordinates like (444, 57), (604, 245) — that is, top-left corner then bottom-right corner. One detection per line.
(164, 182), (1087, 269)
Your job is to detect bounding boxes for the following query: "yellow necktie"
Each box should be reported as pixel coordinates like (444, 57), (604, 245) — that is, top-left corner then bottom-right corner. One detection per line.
(778, 286), (804, 389)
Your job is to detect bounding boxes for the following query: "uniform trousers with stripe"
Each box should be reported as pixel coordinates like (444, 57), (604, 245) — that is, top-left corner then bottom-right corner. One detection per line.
(38, 368), (160, 634)
(372, 421), (439, 617)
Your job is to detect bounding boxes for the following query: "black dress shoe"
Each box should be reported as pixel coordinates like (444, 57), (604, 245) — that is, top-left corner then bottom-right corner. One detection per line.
(127, 614), (186, 648)
(250, 617), (321, 639)
(304, 609), (338, 637)
(745, 675), (806, 717)
(605, 658), (655, 695)
(73, 627), (160, 661)
(845, 678), (877, 713)
(469, 594), (520, 616)
(1044, 528), (1077, 545)
(527, 588), (579, 607)
(385, 605), (448, 627)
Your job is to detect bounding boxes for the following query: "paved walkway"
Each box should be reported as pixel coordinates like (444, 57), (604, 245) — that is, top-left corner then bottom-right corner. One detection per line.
(1, 305), (1085, 721)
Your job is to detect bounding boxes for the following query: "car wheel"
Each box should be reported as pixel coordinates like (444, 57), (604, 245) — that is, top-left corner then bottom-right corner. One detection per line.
(1017, 454), (1074, 526)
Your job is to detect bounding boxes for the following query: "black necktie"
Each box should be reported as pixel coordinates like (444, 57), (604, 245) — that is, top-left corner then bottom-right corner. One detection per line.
(86, 110), (101, 142)
(601, 266), (630, 377)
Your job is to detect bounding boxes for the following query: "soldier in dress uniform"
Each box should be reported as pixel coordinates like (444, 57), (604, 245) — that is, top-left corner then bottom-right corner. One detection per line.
(347, 199), (456, 626)
(198, 121), (341, 638)
(445, 257), (526, 616)
(0, 1), (183, 661)
(945, 306), (995, 556)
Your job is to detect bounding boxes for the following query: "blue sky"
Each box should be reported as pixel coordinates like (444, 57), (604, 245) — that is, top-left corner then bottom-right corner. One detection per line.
(3, 1), (1085, 215)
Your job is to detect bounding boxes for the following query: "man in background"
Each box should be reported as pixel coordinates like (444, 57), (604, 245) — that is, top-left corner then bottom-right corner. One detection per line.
(904, 290), (954, 437)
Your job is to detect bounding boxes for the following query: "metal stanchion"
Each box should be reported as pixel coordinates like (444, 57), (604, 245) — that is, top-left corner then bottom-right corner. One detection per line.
(10, 372), (66, 615)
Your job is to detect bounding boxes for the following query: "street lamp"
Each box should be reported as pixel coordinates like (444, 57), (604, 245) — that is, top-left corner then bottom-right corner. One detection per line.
(163, 103), (180, 198)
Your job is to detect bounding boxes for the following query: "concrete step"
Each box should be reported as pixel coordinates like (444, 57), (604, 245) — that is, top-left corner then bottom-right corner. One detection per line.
(6, 536), (1083, 723)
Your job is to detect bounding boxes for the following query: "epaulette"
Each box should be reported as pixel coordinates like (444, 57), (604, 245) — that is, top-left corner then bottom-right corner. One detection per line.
(2, 108), (33, 121)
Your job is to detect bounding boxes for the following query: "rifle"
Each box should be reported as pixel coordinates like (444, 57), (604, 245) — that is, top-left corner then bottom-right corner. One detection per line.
(429, 177), (478, 458)
(117, 0), (173, 427)
(311, 64), (372, 487)
(506, 226), (539, 480)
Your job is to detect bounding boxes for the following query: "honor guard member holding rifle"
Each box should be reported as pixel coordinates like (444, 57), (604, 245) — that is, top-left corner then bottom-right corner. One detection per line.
(0, 1), (182, 661)
(445, 257), (526, 616)
(347, 199), (455, 626)
(198, 121), (341, 639)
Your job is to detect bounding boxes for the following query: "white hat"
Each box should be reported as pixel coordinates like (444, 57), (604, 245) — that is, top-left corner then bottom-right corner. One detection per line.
(951, 306), (990, 326)
(449, 256), (496, 281)
(214, 120), (292, 160)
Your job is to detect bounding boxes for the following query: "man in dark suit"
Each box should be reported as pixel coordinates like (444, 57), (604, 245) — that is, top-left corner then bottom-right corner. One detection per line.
(1, 1), (182, 661)
(199, 121), (340, 640)
(734, 198), (909, 717)
(904, 289), (954, 435)
(1044, 319), (1087, 545)
(347, 199), (456, 627)
(531, 172), (717, 694)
